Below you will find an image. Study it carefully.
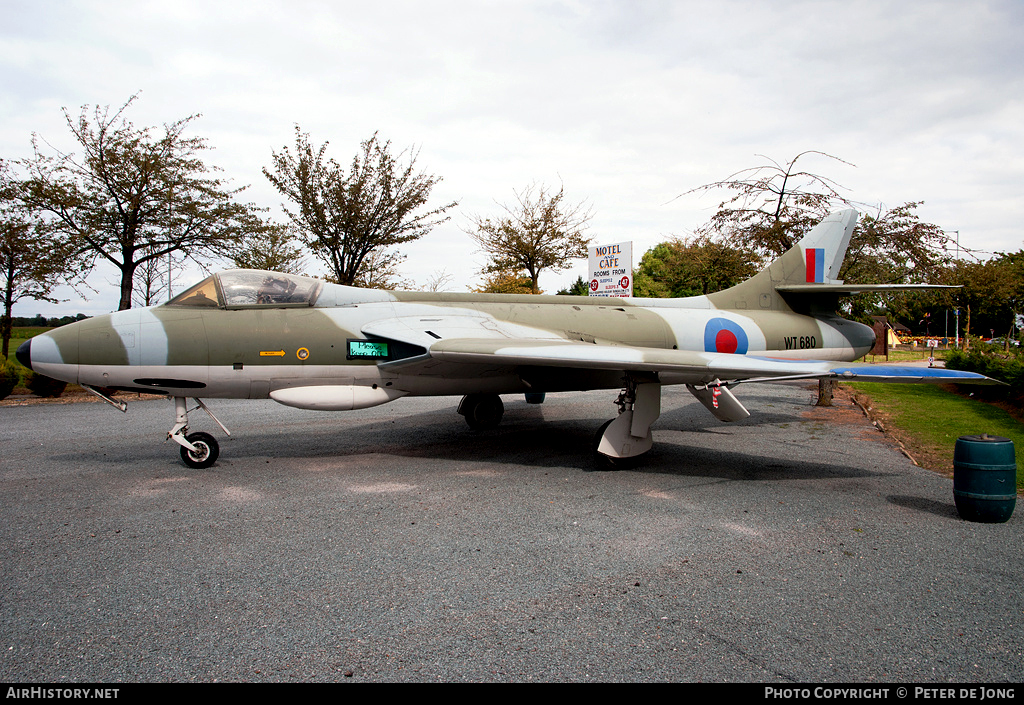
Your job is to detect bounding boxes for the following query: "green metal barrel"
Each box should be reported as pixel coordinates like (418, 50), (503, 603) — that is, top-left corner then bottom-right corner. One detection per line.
(953, 435), (1017, 523)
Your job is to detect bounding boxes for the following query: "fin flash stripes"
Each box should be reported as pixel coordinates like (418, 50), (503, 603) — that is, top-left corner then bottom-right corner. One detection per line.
(806, 248), (825, 283)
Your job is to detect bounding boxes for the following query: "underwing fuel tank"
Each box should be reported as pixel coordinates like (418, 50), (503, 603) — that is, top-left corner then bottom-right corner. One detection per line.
(269, 385), (408, 411)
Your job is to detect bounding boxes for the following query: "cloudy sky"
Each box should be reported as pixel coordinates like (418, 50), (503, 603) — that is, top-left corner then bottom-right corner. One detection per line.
(3, 0), (1022, 316)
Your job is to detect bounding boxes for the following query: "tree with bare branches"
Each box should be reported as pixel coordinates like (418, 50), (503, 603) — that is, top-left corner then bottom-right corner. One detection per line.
(466, 183), (592, 294)
(685, 152), (956, 311)
(686, 150), (856, 257)
(132, 247), (187, 308)
(421, 269), (454, 292)
(840, 201), (956, 321)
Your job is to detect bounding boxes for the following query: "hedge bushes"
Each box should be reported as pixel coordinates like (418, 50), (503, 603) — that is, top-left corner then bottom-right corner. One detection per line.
(25, 371), (67, 398)
(945, 346), (1024, 406)
(0, 359), (70, 400)
(0, 357), (19, 400)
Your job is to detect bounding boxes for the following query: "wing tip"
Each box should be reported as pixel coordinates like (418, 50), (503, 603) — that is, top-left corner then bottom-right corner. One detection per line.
(829, 366), (1005, 385)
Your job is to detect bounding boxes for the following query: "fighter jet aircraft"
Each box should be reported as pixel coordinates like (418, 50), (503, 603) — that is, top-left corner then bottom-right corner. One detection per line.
(16, 209), (996, 468)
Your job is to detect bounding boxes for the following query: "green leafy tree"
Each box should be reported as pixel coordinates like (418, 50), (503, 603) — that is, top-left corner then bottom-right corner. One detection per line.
(472, 269), (536, 294)
(264, 128), (456, 287)
(840, 202), (956, 322)
(0, 161), (68, 357)
(998, 251), (1024, 341)
(349, 249), (413, 290)
(556, 275), (589, 296)
(467, 183), (592, 294)
(633, 236), (760, 298)
(231, 225), (307, 275)
(939, 252), (1024, 345)
(18, 96), (268, 311)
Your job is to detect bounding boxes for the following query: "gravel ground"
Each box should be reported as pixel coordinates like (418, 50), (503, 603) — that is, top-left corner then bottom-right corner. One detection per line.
(1, 383), (1021, 682)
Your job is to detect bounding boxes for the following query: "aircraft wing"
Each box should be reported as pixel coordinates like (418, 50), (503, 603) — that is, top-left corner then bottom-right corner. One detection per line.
(389, 337), (1000, 386)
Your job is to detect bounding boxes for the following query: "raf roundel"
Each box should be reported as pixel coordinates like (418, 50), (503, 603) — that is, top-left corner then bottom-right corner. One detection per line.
(703, 317), (749, 355)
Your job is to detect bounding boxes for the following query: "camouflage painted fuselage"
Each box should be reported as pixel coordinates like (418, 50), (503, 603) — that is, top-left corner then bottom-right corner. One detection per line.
(21, 270), (875, 401)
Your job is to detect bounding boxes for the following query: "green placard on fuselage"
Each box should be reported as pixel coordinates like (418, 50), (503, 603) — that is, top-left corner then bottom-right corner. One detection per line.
(347, 339), (389, 360)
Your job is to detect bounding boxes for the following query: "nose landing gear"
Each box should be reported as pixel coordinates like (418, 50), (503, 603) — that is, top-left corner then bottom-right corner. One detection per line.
(168, 397), (230, 469)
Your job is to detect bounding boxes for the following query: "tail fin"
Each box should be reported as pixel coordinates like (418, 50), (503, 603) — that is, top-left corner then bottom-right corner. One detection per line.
(707, 209), (859, 312)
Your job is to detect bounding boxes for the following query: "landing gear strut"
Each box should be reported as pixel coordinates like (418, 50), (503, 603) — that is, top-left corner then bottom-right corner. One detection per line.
(168, 397), (230, 469)
(458, 393), (504, 430)
(594, 377), (661, 470)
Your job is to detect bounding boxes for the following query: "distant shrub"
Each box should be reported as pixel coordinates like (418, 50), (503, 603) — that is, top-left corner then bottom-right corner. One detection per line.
(26, 371), (67, 398)
(0, 357), (19, 400)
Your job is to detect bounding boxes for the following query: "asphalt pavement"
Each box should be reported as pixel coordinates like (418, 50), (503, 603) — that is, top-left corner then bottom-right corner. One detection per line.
(1, 383), (1021, 682)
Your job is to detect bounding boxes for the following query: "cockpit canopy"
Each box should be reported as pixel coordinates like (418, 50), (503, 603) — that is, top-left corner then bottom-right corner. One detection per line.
(167, 270), (323, 309)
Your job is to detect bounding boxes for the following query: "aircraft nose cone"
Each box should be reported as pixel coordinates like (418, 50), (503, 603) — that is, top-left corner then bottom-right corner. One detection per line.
(15, 338), (32, 370)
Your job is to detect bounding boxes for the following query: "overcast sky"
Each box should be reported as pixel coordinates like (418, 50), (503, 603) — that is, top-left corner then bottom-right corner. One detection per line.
(3, 0), (1022, 316)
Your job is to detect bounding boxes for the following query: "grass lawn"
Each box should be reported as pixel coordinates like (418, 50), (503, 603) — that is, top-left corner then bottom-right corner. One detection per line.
(845, 382), (1023, 492)
(3, 328), (56, 390)
(10, 327), (50, 340)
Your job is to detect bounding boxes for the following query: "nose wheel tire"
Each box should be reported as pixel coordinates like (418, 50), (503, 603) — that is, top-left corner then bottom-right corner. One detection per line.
(180, 431), (220, 469)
